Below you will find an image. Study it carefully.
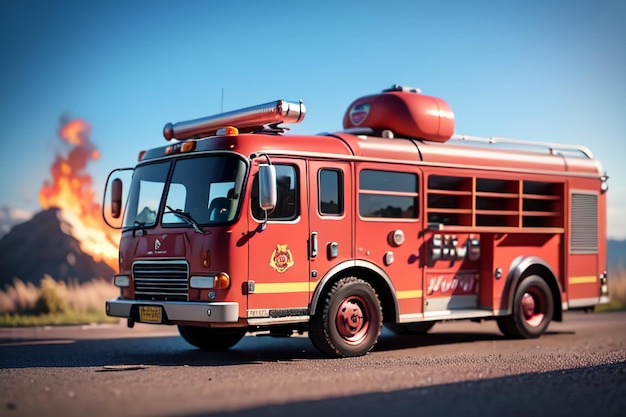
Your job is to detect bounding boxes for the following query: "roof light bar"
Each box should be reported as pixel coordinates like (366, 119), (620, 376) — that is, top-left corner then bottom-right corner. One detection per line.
(163, 99), (306, 141)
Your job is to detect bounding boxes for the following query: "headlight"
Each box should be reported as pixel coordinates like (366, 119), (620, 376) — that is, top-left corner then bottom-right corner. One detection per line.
(190, 273), (230, 290)
(114, 275), (130, 287)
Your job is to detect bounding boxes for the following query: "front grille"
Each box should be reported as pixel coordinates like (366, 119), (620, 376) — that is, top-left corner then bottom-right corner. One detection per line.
(133, 260), (189, 301)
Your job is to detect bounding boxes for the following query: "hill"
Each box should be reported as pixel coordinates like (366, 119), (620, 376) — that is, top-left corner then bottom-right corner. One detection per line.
(0, 207), (114, 287)
(608, 239), (626, 270)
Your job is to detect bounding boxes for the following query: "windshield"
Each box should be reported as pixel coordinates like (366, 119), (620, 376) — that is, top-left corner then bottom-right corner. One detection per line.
(123, 155), (247, 230)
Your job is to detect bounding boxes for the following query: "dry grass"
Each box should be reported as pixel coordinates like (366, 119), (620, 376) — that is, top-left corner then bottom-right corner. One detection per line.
(0, 275), (119, 326)
(599, 266), (626, 311)
(0, 279), (39, 314)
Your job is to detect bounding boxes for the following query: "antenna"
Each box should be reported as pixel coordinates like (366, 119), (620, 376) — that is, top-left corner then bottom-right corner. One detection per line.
(221, 87), (224, 112)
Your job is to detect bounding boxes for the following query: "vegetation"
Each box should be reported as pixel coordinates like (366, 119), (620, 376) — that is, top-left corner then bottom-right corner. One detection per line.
(0, 275), (119, 327)
(596, 266), (626, 312)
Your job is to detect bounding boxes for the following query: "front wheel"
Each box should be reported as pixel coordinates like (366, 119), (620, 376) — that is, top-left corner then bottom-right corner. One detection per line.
(496, 275), (554, 339)
(178, 325), (246, 350)
(309, 277), (382, 357)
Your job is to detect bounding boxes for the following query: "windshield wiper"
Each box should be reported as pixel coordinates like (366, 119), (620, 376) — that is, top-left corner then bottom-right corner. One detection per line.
(130, 220), (147, 237)
(165, 206), (209, 234)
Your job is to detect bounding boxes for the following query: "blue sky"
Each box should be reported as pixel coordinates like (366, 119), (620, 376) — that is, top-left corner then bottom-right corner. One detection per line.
(1, 0), (625, 238)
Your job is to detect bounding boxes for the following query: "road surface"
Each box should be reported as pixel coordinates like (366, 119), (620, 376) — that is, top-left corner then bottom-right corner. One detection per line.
(1, 311), (625, 417)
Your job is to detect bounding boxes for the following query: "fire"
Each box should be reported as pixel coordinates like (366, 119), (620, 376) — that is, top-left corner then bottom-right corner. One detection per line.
(39, 118), (119, 272)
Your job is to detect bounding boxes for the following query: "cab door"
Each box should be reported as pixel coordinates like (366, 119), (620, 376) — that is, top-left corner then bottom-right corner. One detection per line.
(353, 163), (425, 319)
(307, 161), (353, 290)
(247, 159), (310, 316)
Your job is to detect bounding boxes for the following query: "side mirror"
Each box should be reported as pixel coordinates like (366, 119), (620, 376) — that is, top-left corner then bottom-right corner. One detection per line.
(258, 164), (277, 211)
(103, 167), (133, 229)
(111, 178), (123, 219)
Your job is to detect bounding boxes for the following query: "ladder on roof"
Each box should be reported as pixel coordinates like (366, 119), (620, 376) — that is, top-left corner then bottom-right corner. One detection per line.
(450, 134), (594, 159)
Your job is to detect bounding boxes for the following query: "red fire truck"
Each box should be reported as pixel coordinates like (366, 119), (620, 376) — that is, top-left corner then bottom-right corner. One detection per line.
(104, 85), (609, 357)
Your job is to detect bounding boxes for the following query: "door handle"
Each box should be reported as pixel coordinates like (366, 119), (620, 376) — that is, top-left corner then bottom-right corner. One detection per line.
(311, 231), (318, 258)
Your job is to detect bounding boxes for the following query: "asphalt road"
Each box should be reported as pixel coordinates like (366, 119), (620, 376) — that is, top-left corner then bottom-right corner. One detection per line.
(1, 311), (625, 417)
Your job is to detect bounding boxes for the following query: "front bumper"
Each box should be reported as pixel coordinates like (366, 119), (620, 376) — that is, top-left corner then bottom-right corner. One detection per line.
(106, 298), (239, 323)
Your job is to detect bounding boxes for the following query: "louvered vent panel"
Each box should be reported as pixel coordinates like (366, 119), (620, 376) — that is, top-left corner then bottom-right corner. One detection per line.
(570, 193), (598, 254)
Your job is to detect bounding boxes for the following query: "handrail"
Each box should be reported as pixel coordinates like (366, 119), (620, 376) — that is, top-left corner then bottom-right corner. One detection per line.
(450, 134), (593, 159)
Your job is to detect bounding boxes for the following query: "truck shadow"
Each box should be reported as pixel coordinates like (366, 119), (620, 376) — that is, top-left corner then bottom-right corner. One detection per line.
(375, 326), (574, 353)
(0, 325), (574, 369)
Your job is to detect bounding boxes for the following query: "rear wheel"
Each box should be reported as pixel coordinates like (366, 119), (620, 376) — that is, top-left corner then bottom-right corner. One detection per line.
(309, 277), (382, 357)
(496, 275), (554, 339)
(178, 325), (246, 350)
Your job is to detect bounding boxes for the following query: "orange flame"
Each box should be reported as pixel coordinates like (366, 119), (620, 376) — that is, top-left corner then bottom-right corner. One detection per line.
(39, 118), (119, 272)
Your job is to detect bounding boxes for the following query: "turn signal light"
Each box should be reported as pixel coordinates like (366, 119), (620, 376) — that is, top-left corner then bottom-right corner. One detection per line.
(215, 272), (231, 289)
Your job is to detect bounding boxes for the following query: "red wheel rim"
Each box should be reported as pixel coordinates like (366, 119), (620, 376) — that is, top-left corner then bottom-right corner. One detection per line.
(335, 295), (371, 344)
(521, 288), (546, 327)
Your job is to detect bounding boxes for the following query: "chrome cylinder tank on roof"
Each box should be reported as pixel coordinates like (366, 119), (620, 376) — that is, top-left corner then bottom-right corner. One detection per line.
(163, 99), (306, 140)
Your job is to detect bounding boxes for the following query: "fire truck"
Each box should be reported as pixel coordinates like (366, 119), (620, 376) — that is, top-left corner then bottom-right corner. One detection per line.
(104, 85), (609, 357)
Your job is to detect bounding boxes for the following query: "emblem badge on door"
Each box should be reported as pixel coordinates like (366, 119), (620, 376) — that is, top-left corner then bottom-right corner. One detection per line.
(269, 244), (294, 273)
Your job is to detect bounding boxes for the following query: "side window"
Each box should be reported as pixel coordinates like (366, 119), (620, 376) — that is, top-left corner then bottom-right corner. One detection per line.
(359, 169), (418, 219)
(252, 164), (299, 221)
(319, 169), (343, 215)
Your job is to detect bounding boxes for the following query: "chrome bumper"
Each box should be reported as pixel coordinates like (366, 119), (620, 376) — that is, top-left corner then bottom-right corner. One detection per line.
(105, 298), (239, 323)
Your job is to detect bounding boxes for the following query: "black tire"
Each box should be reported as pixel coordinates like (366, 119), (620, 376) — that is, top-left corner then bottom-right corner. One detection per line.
(178, 325), (246, 350)
(496, 275), (554, 339)
(385, 321), (436, 335)
(309, 277), (382, 358)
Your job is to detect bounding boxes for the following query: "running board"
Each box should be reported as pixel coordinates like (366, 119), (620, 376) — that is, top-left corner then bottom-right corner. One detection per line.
(399, 309), (495, 323)
(247, 316), (310, 326)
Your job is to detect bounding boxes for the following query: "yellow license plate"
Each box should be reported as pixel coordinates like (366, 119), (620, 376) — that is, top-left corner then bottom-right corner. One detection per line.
(139, 306), (162, 323)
